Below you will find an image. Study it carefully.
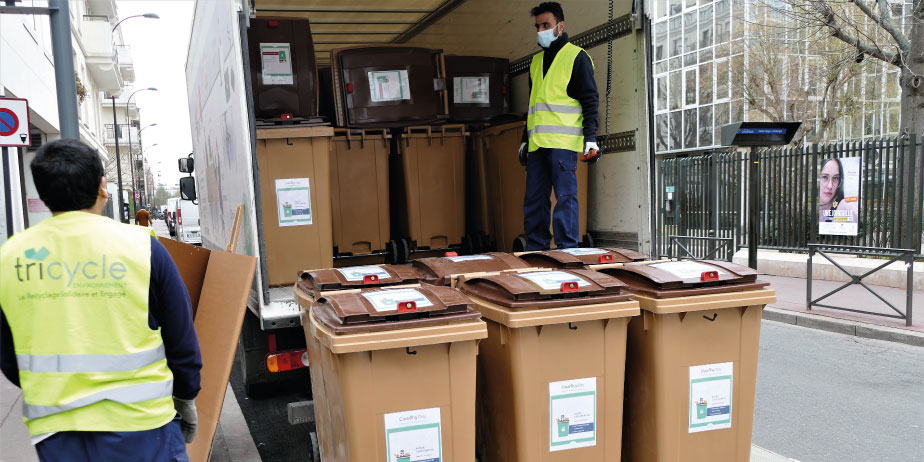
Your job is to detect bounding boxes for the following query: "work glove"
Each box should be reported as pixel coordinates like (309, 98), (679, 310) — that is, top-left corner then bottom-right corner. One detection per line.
(580, 141), (600, 163)
(173, 397), (198, 443)
(518, 142), (528, 166)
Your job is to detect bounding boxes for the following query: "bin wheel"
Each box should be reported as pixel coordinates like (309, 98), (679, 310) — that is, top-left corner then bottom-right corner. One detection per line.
(513, 235), (527, 252)
(461, 234), (474, 255)
(385, 240), (398, 265)
(398, 239), (412, 264)
(582, 233), (595, 248)
(476, 232), (489, 253)
(307, 431), (321, 462)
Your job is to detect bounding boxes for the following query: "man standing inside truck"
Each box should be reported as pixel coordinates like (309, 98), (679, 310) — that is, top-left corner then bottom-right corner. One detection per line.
(520, 1), (599, 250)
(0, 139), (202, 461)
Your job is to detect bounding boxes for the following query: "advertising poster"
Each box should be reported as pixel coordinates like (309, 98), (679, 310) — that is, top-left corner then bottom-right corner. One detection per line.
(453, 76), (490, 104)
(819, 157), (861, 236)
(260, 43), (294, 85)
(368, 70), (411, 102)
(689, 362), (733, 433)
(384, 407), (442, 462)
(549, 377), (597, 451)
(275, 178), (312, 227)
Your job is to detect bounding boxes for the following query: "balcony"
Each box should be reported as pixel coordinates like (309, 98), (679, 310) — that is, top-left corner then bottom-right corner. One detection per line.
(104, 124), (139, 147)
(116, 46), (135, 83)
(82, 19), (122, 92)
(86, 0), (117, 18)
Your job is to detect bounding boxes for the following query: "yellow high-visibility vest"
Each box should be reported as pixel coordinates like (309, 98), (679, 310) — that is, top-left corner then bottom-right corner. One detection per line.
(0, 211), (175, 436)
(526, 42), (593, 153)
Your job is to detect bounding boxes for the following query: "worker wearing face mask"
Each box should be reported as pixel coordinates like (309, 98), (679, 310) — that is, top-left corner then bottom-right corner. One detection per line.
(520, 2), (599, 250)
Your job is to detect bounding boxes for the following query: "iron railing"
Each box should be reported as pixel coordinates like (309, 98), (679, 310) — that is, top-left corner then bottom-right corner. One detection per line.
(653, 135), (924, 259)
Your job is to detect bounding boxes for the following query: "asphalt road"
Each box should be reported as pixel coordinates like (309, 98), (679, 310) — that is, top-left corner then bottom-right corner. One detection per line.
(229, 314), (924, 462)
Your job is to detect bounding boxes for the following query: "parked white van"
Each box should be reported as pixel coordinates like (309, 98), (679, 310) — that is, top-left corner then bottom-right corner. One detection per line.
(176, 199), (201, 245)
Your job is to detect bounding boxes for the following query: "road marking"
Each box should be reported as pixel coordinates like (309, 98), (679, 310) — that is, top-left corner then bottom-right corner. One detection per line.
(752, 445), (801, 462)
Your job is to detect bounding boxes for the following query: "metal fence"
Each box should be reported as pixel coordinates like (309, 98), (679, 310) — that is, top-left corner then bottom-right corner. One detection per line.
(653, 135), (924, 260)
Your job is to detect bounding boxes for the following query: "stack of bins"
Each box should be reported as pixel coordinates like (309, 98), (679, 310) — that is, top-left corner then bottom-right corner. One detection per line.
(296, 283), (487, 462)
(411, 252), (533, 287)
(256, 126), (333, 285)
(394, 125), (468, 252)
(480, 121), (590, 251)
(247, 17), (319, 122)
(455, 269), (640, 461)
(330, 129), (391, 257)
(595, 260), (777, 462)
(518, 247), (649, 269)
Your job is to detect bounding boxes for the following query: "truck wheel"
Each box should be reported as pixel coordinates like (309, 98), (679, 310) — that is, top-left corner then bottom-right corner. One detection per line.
(308, 431), (321, 462)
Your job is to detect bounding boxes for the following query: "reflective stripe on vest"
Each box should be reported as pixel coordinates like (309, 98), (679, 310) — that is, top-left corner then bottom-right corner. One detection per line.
(16, 344), (166, 373)
(526, 42), (592, 153)
(23, 379), (174, 420)
(0, 212), (176, 435)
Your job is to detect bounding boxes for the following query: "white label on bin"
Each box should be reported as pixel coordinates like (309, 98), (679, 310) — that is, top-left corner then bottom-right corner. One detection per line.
(335, 265), (391, 282)
(689, 362), (733, 433)
(558, 248), (608, 256)
(362, 288), (433, 313)
(275, 178), (312, 227)
(520, 271), (590, 291)
(385, 407), (442, 462)
(549, 377), (597, 452)
(453, 76), (490, 104)
(650, 261), (726, 280)
(369, 70), (411, 102)
(443, 255), (494, 263)
(260, 43), (294, 85)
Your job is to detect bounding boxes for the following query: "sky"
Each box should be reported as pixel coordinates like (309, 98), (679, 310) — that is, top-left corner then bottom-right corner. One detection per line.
(116, 0), (194, 189)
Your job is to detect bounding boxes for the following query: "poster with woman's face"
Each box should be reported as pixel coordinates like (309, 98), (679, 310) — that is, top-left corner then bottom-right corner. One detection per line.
(818, 157), (861, 236)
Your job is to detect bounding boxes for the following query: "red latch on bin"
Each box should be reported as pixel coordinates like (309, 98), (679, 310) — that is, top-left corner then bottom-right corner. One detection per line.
(268, 20), (279, 28)
(701, 271), (719, 282)
(597, 254), (614, 263)
(560, 282), (579, 293)
(397, 301), (417, 313)
(281, 113), (293, 120)
(346, 82), (354, 93)
(362, 274), (379, 284)
(444, 251), (458, 257)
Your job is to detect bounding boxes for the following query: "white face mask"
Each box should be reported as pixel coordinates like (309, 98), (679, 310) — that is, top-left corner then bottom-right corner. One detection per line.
(537, 23), (559, 48)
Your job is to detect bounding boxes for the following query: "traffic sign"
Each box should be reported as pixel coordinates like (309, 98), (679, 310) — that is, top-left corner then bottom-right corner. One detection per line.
(135, 192), (141, 200)
(0, 98), (30, 147)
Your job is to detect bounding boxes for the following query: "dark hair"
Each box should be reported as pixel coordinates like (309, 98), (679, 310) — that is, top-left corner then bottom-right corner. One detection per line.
(821, 158), (845, 204)
(531, 2), (564, 22)
(30, 138), (104, 212)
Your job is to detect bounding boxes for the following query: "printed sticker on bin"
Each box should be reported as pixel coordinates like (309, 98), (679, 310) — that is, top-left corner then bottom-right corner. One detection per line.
(549, 377), (597, 451)
(558, 248), (608, 256)
(385, 407), (442, 462)
(650, 261), (727, 280)
(443, 254), (494, 263)
(362, 288), (434, 313)
(335, 265), (391, 282)
(520, 271), (591, 291)
(689, 362), (733, 433)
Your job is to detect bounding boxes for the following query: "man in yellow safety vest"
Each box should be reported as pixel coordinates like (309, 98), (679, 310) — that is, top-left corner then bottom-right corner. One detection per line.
(520, 2), (599, 250)
(0, 139), (201, 461)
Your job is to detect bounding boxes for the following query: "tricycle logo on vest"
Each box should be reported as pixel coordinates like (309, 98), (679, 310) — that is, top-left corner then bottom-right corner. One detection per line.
(13, 247), (129, 290)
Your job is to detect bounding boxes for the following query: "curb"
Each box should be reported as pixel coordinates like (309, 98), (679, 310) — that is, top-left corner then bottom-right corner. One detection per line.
(762, 308), (924, 347)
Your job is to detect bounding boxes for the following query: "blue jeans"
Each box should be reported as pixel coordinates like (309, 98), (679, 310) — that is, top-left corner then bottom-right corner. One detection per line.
(523, 147), (580, 250)
(36, 414), (188, 462)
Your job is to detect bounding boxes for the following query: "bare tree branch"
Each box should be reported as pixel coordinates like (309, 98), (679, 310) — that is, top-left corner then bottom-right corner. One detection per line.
(810, 0), (901, 65)
(874, 0), (912, 52)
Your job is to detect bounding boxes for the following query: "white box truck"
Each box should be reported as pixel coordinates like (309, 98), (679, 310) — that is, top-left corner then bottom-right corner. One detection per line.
(185, 0), (652, 445)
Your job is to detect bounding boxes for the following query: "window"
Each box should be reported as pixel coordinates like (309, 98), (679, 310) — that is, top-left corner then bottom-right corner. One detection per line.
(715, 102), (730, 127)
(670, 17), (682, 57)
(670, 71), (683, 110)
(656, 114), (669, 151)
(686, 0), (697, 9)
(656, 61), (668, 74)
(732, 0), (744, 40)
(685, 68), (697, 106)
(684, 109), (697, 148)
(716, 59), (729, 100)
(670, 111), (683, 150)
(715, 42), (729, 59)
(685, 52), (697, 67)
(670, 0), (682, 16)
(699, 105), (713, 146)
(699, 63), (713, 104)
(716, 0), (730, 43)
(886, 70), (900, 99)
(731, 99), (744, 123)
(657, 0), (668, 19)
(699, 5), (713, 49)
(887, 103), (900, 133)
(656, 22), (668, 61)
(699, 48), (713, 63)
(684, 12), (697, 54)
(731, 54), (744, 99)
(657, 76), (668, 112)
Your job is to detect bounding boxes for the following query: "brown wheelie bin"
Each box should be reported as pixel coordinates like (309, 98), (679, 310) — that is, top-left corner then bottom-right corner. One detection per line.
(330, 128), (391, 257)
(411, 252), (532, 287)
(456, 269), (640, 461)
(296, 284), (487, 462)
(595, 260), (776, 462)
(518, 247), (649, 269)
(297, 264), (424, 300)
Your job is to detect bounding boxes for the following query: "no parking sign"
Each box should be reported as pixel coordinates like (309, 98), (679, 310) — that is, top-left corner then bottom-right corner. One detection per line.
(0, 98), (30, 147)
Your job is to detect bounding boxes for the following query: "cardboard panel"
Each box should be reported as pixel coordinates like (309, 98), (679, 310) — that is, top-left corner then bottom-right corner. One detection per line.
(159, 237), (210, 316)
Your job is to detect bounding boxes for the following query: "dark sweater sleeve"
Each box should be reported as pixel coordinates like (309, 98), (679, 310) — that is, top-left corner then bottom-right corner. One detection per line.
(521, 74), (533, 144)
(567, 50), (599, 143)
(148, 236), (202, 400)
(0, 309), (19, 387)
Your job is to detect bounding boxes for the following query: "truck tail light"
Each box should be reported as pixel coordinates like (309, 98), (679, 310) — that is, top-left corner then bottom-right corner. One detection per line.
(266, 349), (309, 373)
(177, 208), (182, 226)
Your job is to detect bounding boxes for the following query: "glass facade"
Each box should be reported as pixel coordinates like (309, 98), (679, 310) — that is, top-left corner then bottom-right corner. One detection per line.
(651, 0), (906, 153)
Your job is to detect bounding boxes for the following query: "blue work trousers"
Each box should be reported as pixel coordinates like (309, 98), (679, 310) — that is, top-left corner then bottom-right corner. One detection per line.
(523, 147), (580, 250)
(36, 414), (188, 462)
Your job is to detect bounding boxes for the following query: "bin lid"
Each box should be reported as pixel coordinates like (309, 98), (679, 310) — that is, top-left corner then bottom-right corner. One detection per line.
(411, 252), (532, 285)
(520, 247), (648, 268)
(312, 285), (482, 334)
(456, 269), (633, 309)
(297, 265), (424, 296)
(600, 260), (769, 298)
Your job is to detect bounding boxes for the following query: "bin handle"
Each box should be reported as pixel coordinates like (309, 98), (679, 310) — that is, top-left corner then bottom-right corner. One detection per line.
(406, 347), (417, 355)
(568, 322), (578, 330)
(703, 313), (718, 322)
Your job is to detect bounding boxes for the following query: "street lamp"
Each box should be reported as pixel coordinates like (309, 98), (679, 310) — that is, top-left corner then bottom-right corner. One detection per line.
(112, 13), (159, 33)
(125, 87), (157, 211)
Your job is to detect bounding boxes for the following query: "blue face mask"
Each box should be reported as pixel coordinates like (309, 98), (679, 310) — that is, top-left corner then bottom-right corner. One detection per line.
(537, 24), (559, 48)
